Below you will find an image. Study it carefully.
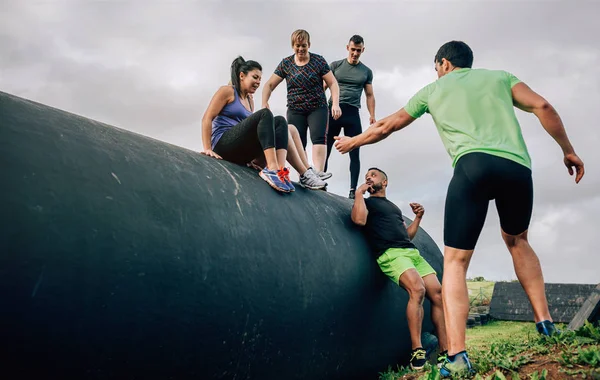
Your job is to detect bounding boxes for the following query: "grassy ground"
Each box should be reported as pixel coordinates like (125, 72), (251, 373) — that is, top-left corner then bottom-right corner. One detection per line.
(379, 320), (600, 380)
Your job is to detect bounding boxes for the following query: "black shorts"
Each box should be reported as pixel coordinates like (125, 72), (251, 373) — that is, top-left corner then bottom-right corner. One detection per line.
(444, 152), (533, 250)
(286, 106), (328, 147)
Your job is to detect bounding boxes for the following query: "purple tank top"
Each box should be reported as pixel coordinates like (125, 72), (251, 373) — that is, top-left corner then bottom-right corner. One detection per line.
(211, 87), (253, 149)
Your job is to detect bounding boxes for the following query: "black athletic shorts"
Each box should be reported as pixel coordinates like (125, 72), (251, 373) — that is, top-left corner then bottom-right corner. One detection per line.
(444, 152), (533, 250)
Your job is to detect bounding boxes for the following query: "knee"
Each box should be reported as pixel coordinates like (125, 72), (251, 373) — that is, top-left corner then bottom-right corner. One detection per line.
(502, 229), (528, 249)
(257, 107), (273, 121)
(311, 134), (326, 145)
(444, 248), (472, 268)
(429, 286), (443, 305)
(408, 284), (426, 303)
(288, 124), (298, 135)
(274, 115), (287, 130)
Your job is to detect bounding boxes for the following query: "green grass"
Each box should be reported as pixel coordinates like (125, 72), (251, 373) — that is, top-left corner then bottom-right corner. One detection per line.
(466, 321), (534, 351)
(378, 321), (600, 380)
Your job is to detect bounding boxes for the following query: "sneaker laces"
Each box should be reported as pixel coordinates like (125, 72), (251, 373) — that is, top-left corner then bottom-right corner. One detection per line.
(411, 349), (426, 360)
(277, 167), (289, 183)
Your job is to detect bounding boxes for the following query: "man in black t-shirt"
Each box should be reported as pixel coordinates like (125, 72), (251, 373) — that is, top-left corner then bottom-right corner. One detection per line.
(351, 167), (447, 371)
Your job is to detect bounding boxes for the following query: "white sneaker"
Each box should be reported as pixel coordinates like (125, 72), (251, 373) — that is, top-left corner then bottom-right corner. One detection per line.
(309, 167), (332, 180)
(300, 168), (327, 190)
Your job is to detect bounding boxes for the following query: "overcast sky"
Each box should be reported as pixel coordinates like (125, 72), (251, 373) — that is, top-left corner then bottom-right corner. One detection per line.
(2, 0), (598, 284)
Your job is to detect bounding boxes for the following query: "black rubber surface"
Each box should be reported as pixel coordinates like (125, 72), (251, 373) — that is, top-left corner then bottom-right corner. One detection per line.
(0, 91), (444, 380)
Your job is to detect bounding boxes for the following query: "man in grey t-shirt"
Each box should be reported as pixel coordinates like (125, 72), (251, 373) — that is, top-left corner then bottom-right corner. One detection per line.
(324, 35), (377, 199)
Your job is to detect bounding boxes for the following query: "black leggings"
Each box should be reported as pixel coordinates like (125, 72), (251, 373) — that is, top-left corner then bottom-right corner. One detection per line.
(213, 108), (288, 165)
(444, 152), (533, 250)
(286, 106), (328, 148)
(324, 104), (362, 189)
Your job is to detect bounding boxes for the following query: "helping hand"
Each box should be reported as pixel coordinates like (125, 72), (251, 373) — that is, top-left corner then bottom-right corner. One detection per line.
(334, 136), (354, 154)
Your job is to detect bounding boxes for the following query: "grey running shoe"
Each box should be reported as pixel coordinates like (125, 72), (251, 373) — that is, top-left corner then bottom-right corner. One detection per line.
(300, 168), (327, 190)
(316, 169), (332, 180)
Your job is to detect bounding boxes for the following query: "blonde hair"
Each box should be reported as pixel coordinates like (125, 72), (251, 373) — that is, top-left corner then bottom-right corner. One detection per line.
(291, 29), (310, 46)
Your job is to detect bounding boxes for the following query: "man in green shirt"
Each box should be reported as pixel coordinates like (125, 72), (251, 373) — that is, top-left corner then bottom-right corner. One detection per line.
(334, 41), (585, 376)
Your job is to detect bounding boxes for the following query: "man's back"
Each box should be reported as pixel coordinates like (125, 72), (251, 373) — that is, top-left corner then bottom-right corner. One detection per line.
(405, 68), (531, 169)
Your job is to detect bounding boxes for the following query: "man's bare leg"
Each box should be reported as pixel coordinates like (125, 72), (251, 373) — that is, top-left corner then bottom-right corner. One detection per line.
(502, 229), (552, 323)
(441, 247), (474, 355)
(423, 273), (448, 352)
(399, 269), (426, 350)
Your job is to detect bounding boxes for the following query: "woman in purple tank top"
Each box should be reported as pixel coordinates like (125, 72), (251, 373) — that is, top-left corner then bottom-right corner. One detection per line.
(201, 56), (327, 192)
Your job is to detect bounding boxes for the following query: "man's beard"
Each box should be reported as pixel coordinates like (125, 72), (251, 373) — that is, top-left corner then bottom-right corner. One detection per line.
(367, 182), (383, 194)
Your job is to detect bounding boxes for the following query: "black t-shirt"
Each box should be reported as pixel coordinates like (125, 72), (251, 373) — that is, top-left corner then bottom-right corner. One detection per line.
(363, 197), (416, 256)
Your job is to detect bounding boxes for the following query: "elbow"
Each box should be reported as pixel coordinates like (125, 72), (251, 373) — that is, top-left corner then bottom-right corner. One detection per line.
(533, 100), (554, 114)
(351, 216), (366, 226)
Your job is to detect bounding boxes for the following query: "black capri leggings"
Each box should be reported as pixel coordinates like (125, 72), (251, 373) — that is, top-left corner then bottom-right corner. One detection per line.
(286, 106), (328, 148)
(444, 152), (533, 250)
(214, 108), (288, 165)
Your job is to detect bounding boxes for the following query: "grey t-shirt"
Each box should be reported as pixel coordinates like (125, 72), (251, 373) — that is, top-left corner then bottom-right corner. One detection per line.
(329, 59), (373, 109)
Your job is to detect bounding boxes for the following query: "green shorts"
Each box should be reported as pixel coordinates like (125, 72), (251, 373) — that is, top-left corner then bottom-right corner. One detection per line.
(376, 247), (437, 284)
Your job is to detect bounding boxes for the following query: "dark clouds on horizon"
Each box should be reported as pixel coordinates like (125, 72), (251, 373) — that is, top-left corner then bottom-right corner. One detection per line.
(1, 0), (598, 283)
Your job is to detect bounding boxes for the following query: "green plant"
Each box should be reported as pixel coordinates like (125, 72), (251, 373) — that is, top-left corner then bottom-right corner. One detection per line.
(577, 345), (600, 367)
(528, 369), (548, 380)
(576, 321), (600, 343)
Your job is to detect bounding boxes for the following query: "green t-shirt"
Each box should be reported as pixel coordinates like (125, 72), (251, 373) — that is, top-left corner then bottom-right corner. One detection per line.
(405, 68), (531, 169)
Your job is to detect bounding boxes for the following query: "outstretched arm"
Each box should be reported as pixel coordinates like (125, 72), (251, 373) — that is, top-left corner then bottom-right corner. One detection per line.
(512, 82), (585, 183)
(334, 108), (416, 154)
(351, 183), (371, 226)
(406, 202), (424, 240)
(262, 74), (284, 110)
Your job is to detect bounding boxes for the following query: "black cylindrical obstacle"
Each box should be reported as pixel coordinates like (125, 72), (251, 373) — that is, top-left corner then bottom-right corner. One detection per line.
(0, 91), (444, 380)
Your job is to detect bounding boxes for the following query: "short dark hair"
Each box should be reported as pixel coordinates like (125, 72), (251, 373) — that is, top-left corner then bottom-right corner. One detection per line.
(349, 35), (364, 45)
(230, 56), (262, 96)
(434, 41), (473, 68)
(367, 167), (387, 181)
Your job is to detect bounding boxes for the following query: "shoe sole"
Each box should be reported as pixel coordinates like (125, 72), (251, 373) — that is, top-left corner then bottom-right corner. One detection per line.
(259, 172), (289, 192)
(410, 363), (425, 371)
(299, 183), (326, 190)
